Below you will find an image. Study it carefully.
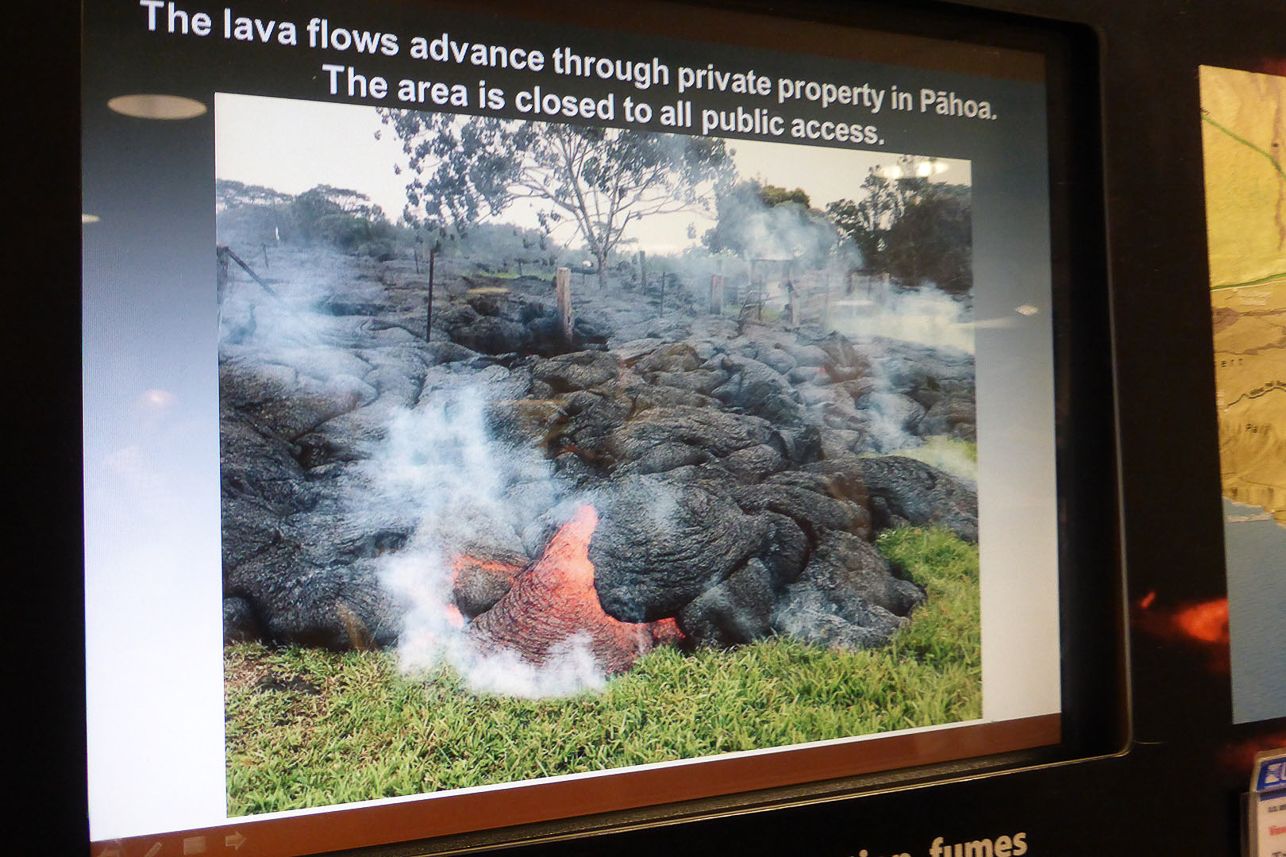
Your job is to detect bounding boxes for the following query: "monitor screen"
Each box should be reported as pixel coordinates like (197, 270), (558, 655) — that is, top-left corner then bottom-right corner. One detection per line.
(81, 1), (1110, 854)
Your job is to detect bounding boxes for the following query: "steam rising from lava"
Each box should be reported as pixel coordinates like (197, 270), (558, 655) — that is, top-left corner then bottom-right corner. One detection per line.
(367, 384), (640, 697)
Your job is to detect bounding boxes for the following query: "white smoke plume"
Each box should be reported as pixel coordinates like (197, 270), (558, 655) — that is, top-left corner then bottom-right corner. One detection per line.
(829, 283), (974, 355)
(363, 384), (608, 698)
(829, 285), (975, 456)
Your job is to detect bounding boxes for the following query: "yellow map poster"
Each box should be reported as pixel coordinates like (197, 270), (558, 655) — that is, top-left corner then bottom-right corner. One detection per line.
(1202, 64), (1286, 722)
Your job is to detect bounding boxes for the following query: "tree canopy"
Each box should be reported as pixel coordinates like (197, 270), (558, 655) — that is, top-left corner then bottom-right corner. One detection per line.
(216, 179), (294, 213)
(215, 180), (396, 252)
(704, 180), (842, 266)
(826, 156), (972, 293)
(288, 185), (392, 250)
(376, 111), (733, 284)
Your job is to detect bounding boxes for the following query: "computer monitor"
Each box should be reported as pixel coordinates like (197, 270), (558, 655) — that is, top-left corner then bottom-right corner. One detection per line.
(80, 1), (1118, 854)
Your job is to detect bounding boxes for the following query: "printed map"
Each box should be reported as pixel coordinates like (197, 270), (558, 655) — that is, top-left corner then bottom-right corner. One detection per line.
(1201, 64), (1286, 722)
(1204, 66), (1286, 524)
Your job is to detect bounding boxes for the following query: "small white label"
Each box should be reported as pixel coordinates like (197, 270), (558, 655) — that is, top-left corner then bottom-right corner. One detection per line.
(1257, 792), (1286, 857)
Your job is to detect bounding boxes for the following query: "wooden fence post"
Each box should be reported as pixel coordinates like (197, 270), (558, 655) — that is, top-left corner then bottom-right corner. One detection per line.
(426, 249), (435, 341)
(751, 260), (763, 320)
(217, 245), (230, 286)
(556, 267), (574, 345)
(709, 274), (724, 314)
(220, 245), (279, 298)
(823, 271), (832, 325)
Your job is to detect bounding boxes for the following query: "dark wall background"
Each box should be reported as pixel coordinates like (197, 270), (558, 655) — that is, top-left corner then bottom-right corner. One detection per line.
(10, 2), (88, 855)
(14, 0), (1285, 854)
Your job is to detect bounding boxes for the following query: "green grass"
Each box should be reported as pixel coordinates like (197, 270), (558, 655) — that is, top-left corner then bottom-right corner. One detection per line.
(225, 527), (980, 816)
(876, 526), (982, 673)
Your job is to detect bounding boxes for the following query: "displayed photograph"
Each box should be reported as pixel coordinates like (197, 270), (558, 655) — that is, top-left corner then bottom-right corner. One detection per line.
(1202, 64), (1286, 723)
(216, 93), (979, 815)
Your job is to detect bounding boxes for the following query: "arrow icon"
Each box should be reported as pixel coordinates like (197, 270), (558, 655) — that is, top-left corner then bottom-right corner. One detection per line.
(225, 832), (247, 851)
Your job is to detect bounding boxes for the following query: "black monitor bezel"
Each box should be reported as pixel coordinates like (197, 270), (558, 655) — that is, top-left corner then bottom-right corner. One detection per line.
(72, 0), (1123, 853)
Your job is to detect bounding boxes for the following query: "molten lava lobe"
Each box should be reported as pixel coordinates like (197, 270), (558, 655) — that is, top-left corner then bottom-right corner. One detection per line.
(469, 505), (673, 675)
(649, 617), (685, 647)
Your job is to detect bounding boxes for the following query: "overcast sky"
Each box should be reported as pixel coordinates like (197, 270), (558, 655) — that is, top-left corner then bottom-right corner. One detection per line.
(215, 93), (970, 254)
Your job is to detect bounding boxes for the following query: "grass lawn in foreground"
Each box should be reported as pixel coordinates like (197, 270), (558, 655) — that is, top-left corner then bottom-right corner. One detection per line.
(225, 526), (980, 815)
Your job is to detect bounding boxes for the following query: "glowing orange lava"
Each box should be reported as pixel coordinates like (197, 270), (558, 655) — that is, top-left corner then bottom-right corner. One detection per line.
(468, 505), (677, 674)
(443, 603), (465, 630)
(649, 617), (685, 647)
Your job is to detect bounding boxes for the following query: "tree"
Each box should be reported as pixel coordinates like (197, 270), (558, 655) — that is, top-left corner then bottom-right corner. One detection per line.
(215, 180), (296, 244)
(291, 185), (392, 250)
(704, 180), (840, 266)
(215, 179), (293, 213)
(826, 174), (897, 271)
(377, 111), (733, 287)
(883, 183), (972, 292)
(826, 156), (972, 292)
(758, 185), (810, 209)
